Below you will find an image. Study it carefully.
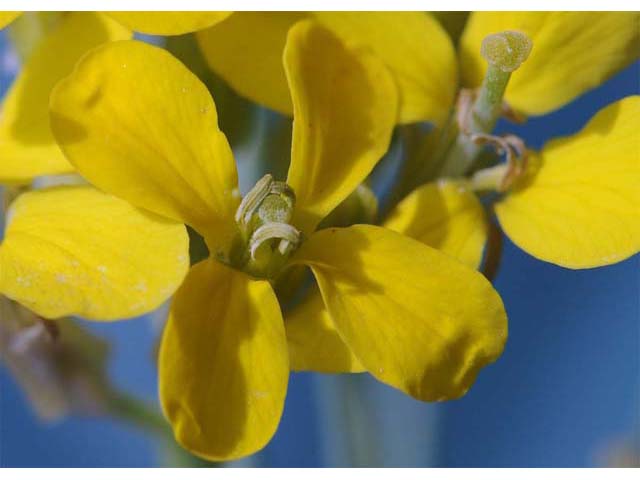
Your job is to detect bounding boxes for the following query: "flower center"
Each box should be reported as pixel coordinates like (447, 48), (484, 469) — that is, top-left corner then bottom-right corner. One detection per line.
(229, 174), (301, 279)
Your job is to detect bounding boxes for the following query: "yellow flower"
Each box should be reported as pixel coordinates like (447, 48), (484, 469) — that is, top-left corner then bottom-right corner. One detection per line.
(459, 12), (640, 116)
(193, 12), (638, 372)
(50, 21), (507, 460)
(195, 12), (638, 125)
(386, 96), (640, 269)
(198, 12), (640, 268)
(381, 13), (640, 268)
(0, 11), (232, 185)
(0, 12), (131, 184)
(0, 185), (189, 319)
(196, 12), (456, 125)
(0, 13), (189, 321)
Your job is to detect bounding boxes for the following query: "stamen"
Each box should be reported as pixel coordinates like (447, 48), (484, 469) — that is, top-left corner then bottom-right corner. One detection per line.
(249, 223), (301, 260)
(501, 101), (526, 124)
(234, 174), (273, 227)
(231, 175), (300, 278)
(467, 133), (529, 191)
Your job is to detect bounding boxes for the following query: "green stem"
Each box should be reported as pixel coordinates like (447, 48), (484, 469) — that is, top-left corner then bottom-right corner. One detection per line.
(106, 389), (224, 467)
(105, 389), (169, 435)
(482, 220), (504, 282)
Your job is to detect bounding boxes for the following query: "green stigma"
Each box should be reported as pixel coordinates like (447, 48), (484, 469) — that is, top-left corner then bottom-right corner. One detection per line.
(481, 30), (532, 73)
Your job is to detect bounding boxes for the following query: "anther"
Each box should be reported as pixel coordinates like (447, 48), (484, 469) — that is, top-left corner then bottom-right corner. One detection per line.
(249, 223), (301, 260)
(468, 133), (529, 191)
(235, 174), (273, 227)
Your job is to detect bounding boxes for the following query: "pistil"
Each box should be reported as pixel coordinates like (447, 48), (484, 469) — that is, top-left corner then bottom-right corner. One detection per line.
(441, 30), (532, 177)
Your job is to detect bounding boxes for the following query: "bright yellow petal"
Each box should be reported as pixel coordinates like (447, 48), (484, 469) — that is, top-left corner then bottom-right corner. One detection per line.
(285, 284), (364, 373)
(292, 225), (507, 401)
(50, 40), (239, 247)
(285, 20), (397, 234)
(495, 96), (640, 269)
(0, 186), (189, 320)
(0, 11), (20, 29)
(384, 180), (488, 269)
(0, 12), (131, 184)
(313, 11), (457, 125)
(460, 12), (640, 116)
(197, 12), (306, 115)
(159, 259), (288, 461)
(107, 11), (231, 36)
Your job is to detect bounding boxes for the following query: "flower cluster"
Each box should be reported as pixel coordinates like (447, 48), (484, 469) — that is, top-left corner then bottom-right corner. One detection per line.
(0, 11), (637, 461)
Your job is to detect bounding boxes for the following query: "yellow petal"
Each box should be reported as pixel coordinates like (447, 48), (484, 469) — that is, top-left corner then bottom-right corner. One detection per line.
(159, 259), (288, 461)
(106, 11), (231, 35)
(0, 11), (20, 29)
(384, 180), (488, 269)
(50, 40), (239, 247)
(460, 12), (640, 116)
(495, 96), (640, 269)
(313, 11), (457, 125)
(0, 186), (189, 320)
(292, 225), (507, 401)
(285, 284), (364, 373)
(0, 12), (131, 184)
(285, 20), (397, 233)
(197, 12), (306, 115)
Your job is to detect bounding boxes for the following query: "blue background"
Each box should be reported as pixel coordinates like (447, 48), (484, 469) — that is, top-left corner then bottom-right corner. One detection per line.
(0, 26), (638, 467)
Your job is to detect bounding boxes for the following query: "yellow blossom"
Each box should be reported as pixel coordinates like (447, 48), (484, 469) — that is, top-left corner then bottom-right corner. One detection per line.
(460, 12), (640, 116)
(50, 21), (507, 460)
(309, 12), (640, 269)
(193, 12), (638, 372)
(195, 12), (638, 125)
(387, 96), (640, 269)
(0, 13), (190, 321)
(0, 11), (233, 184)
(0, 12), (131, 184)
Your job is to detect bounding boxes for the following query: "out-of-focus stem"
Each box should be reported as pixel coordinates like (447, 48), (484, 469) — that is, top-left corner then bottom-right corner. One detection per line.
(105, 389), (169, 435)
(482, 221), (504, 282)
